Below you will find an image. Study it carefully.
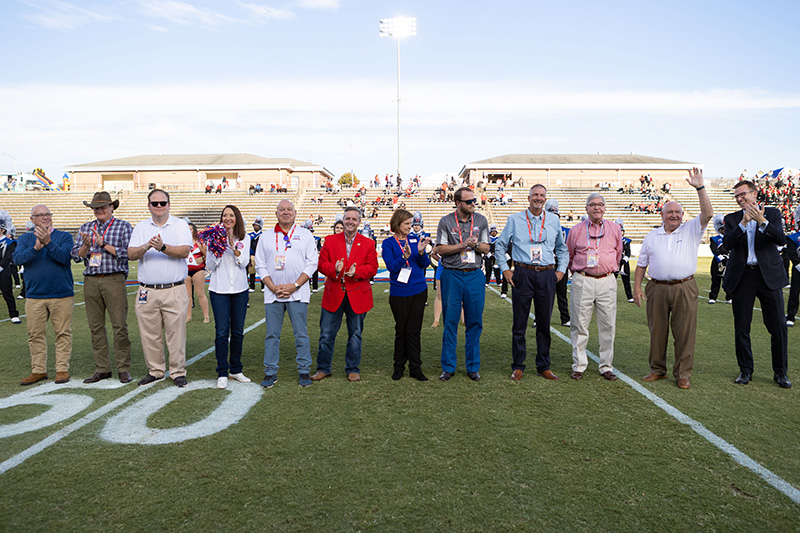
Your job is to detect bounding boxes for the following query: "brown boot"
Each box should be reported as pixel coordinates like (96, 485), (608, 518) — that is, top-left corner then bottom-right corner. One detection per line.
(55, 372), (70, 384)
(20, 373), (48, 386)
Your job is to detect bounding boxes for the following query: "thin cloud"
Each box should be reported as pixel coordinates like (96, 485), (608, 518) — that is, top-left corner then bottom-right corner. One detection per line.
(138, 0), (237, 27)
(20, 0), (115, 31)
(293, 0), (340, 9)
(238, 2), (295, 23)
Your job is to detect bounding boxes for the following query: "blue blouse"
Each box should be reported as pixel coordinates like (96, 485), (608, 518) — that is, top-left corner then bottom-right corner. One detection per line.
(381, 235), (431, 297)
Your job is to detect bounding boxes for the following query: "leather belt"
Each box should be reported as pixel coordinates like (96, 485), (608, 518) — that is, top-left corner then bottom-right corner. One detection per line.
(85, 272), (125, 278)
(516, 263), (554, 271)
(444, 267), (479, 273)
(140, 280), (185, 290)
(745, 264), (760, 270)
(576, 271), (612, 279)
(651, 275), (693, 285)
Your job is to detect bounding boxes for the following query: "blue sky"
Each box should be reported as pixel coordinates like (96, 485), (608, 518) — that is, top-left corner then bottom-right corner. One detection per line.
(1, 0), (798, 185)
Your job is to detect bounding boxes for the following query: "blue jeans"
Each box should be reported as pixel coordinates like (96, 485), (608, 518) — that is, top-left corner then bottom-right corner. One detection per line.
(263, 301), (312, 375)
(209, 290), (249, 377)
(440, 268), (485, 373)
(316, 295), (365, 375)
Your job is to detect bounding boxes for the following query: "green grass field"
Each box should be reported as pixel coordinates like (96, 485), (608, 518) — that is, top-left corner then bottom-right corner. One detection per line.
(0, 259), (798, 532)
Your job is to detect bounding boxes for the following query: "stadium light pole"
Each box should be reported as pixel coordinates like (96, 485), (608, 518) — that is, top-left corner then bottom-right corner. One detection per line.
(379, 16), (416, 183)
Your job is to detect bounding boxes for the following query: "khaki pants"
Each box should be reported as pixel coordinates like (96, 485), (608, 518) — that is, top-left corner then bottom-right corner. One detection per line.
(645, 279), (698, 380)
(135, 284), (188, 380)
(26, 297), (74, 374)
(84, 273), (131, 374)
(570, 272), (617, 373)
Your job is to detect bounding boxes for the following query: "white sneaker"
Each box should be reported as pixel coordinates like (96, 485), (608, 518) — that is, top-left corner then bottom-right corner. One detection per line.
(500, 294), (507, 299)
(627, 298), (634, 303)
(10, 317), (21, 324)
(15, 285), (20, 289)
(708, 299), (716, 304)
(217, 377), (228, 389)
(787, 320), (795, 327)
(17, 295), (24, 299)
(229, 372), (251, 383)
(248, 288), (255, 293)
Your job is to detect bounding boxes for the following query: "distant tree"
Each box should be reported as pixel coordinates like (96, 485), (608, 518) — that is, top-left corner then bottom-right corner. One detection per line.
(339, 173), (359, 187)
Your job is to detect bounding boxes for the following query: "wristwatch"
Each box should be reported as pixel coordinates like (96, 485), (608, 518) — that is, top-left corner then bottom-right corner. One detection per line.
(160, 244), (167, 252)
(294, 282), (301, 289)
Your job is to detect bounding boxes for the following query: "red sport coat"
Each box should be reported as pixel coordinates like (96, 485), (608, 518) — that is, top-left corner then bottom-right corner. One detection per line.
(318, 232), (378, 314)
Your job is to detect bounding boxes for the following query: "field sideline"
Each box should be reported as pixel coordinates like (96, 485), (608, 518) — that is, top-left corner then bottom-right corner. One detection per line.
(0, 259), (798, 531)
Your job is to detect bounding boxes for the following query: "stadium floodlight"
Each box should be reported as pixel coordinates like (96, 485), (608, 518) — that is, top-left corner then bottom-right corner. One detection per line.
(379, 16), (416, 182)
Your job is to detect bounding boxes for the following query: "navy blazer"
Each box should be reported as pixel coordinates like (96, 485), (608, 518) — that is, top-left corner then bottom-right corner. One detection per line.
(722, 206), (788, 293)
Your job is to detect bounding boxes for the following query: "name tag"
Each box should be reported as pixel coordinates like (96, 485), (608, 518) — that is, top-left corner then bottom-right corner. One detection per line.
(587, 252), (599, 268)
(398, 266), (412, 284)
(275, 255), (286, 270)
(89, 252), (103, 267)
(461, 249), (475, 264)
(138, 289), (148, 304)
(530, 245), (542, 263)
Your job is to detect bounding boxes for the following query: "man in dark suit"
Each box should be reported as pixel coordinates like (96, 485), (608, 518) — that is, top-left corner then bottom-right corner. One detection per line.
(722, 180), (791, 388)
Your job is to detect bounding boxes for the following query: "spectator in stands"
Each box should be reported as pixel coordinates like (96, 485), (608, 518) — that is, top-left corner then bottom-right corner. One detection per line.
(71, 192), (133, 384)
(186, 223), (210, 323)
(15, 204), (75, 385)
(205, 205), (251, 389)
(255, 200), (318, 388)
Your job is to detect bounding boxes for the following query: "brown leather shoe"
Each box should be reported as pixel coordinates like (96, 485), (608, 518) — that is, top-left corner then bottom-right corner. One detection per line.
(677, 378), (691, 389)
(119, 372), (132, 384)
(510, 369), (523, 381)
(537, 369), (559, 380)
(642, 372), (667, 382)
(310, 371), (331, 381)
(347, 373), (361, 382)
(601, 371), (618, 381)
(55, 372), (70, 384)
(83, 372), (112, 384)
(20, 373), (48, 386)
(571, 371), (583, 380)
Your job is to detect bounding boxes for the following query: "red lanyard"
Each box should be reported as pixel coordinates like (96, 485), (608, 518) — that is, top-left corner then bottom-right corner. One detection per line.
(275, 225), (295, 252)
(453, 211), (474, 244)
(394, 236), (410, 267)
(92, 217), (114, 247)
(526, 210), (545, 243)
(586, 219), (604, 250)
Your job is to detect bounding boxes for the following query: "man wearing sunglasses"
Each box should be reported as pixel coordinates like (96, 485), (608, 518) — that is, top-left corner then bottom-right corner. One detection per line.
(433, 187), (490, 381)
(565, 193), (623, 381)
(128, 189), (193, 388)
(14, 204), (75, 385)
(496, 185), (569, 382)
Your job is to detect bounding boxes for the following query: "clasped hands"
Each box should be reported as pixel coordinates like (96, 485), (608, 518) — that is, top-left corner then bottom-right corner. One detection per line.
(334, 259), (357, 277)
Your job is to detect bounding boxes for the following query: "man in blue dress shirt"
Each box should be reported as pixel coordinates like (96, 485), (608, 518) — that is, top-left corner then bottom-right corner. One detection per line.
(496, 185), (569, 381)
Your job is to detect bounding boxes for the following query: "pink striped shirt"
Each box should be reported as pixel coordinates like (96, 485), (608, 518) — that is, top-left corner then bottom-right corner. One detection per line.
(566, 219), (623, 275)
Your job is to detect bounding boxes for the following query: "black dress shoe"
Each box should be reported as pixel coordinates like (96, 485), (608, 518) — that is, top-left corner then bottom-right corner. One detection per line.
(391, 371), (403, 381)
(83, 372), (112, 384)
(410, 373), (429, 382)
(774, 374), (792, 388)
(735, 372), (751, 385)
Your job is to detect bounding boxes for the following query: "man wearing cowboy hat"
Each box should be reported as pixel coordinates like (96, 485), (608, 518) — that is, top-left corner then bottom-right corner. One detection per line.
(71, 191), (133, 384)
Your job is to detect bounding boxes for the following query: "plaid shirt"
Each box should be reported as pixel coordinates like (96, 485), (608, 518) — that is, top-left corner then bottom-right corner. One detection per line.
(71, 216), (133, 276)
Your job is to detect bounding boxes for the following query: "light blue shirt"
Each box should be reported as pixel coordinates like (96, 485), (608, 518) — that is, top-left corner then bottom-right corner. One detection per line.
(496, 208), (568, 273)
(739, 217), (766, 265)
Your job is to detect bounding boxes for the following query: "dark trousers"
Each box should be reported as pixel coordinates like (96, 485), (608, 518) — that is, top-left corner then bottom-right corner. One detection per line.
(249, 272), (264, 290)
(209, 290), (249, 377)
(786, 268), (800, 321)
(555, 272), (569, 324)
(731, 268), (788, 376)
(311, 270), (319, 291)
(389, 288), (428, 375)
(0, 271), (18, 318)
(511, 267), (556, 372)
(484, 257), (501, 285)
(709, 259), (729, 301)
(617, 260), (633, 300)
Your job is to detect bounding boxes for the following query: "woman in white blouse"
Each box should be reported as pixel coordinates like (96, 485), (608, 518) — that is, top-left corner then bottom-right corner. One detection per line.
(205, 205), (252, 389)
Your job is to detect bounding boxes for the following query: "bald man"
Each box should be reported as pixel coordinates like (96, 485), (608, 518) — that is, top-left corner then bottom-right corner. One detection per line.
(634, 168), (712, 390)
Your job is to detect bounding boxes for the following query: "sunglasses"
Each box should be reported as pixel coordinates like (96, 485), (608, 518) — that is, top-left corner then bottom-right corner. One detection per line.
(149, 201), (168, 207)
(460, 198), (477, 205)
(283, 235), (292, 249)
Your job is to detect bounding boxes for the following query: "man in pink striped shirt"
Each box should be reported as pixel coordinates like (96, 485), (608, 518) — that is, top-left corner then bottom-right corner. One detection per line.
(566, 193), (623, 381)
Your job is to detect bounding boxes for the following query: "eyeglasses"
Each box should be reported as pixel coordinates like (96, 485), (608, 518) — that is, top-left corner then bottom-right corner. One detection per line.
(149, 201), (168, 207)
(587, 202), (605, 208)
(32, 213), (52, 218)
(733, 190), (754, 200)
(459, 198), (477, 205)
(283, 235), (292, 249)
(587, 226), (605, 239)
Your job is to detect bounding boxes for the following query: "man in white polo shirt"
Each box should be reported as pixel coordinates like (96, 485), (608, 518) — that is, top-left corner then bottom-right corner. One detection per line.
(633, 168), (712, 390)
(128, 189), (193, 387)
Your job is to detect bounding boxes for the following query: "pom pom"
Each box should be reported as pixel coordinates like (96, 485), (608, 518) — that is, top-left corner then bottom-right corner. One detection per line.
(198, 224), (228, 258)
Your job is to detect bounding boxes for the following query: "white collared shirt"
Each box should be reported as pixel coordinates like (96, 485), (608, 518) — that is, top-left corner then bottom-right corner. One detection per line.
(637, 215), (707, 281)
(205, 234), (250, 294)
(129, 215), (192, 284)
(254, 225), (318, 304)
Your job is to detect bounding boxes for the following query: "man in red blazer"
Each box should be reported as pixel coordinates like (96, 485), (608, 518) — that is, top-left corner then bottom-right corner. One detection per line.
(312, 207), (378, 382)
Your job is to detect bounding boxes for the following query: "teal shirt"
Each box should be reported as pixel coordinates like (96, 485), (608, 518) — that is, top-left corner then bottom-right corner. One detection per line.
(495, 209), (568, 273)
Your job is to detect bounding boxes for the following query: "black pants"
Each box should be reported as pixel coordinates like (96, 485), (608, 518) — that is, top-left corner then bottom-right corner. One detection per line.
(249, 272), (264, 291)
(708, 258), (729, 301)
(311, 270), (319, 291)
(731, 268), (788, 376)
(617, 260), (633, 300)
(511, 267), (556, 372)
(484, 256), (502, 285)
(0, 271), (19, 318)
(554, 272), (570, 323)
(786, 268), (800, 321)
(389, 288), (428, 375)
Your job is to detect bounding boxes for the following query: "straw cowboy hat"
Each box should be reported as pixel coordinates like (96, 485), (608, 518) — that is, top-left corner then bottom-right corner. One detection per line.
(83, 191), (120, 210)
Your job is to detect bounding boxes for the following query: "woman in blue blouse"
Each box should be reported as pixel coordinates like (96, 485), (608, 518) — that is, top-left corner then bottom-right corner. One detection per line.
(381, 209), (431, 381)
